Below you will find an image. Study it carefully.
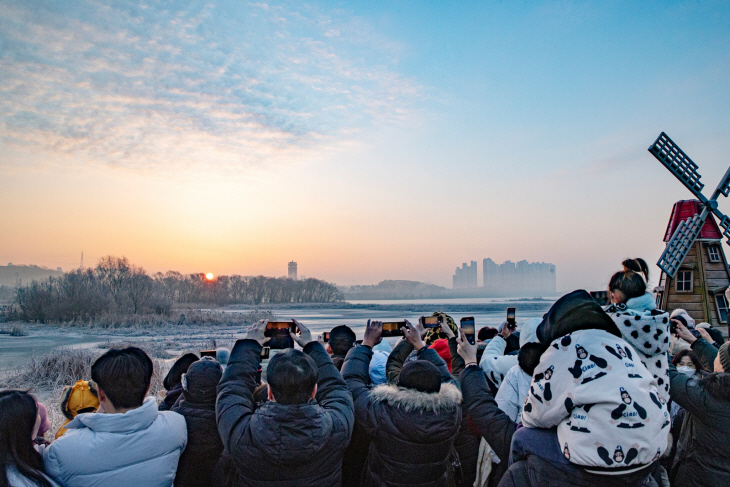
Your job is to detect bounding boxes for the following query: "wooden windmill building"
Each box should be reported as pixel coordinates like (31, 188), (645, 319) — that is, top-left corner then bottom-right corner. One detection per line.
(655, 200), (730, 335)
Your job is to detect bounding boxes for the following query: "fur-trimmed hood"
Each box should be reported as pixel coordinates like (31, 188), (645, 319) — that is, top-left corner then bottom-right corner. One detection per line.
(370, 382), (462, 413)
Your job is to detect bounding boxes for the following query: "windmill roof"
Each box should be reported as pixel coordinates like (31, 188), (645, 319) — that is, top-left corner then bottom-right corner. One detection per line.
(664, 200), (723, 242)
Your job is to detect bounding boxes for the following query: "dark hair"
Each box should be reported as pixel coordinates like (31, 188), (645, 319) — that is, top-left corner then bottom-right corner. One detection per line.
(0, 391), (53, 487)
(518, 342), (548, 375)
(252, 383), (269, 410)
(91, 347), (153, 409)
(329, 325), (356, 356)
(478, 327), (498, 341)
(608, 258), (649, 302)
(266, 349), (318, 405)
(672, 349), (704, 371)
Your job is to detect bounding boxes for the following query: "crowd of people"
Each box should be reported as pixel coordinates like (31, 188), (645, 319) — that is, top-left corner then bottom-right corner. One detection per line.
(2, 259), (729, 487)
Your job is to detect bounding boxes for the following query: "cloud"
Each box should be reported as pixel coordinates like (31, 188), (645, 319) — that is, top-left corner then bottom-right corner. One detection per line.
(0, 0), (422, 171)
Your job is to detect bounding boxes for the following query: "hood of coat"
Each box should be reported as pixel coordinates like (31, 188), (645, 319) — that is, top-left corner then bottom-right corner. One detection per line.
(68, 396), (159, 434)
(369, 382), (462, 414)
(248, 401), (342, 463)
(519, 318), (541, 348)
(537, 290), (621, 345)
(624, 293), (657, 312)
(604, 304), (670, 357)
(163, 353), (199, 391)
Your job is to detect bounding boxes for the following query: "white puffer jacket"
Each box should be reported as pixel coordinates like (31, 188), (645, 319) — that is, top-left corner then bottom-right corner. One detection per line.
(43, 397), (187, 487)
(479, 318), (540, 389)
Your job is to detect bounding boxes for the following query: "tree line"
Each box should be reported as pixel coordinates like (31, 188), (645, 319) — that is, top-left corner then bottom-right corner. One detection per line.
(14, 256), (343, 323)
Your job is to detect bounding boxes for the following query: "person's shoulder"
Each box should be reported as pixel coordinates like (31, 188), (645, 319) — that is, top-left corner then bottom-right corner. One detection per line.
(157, 409), (187, 428)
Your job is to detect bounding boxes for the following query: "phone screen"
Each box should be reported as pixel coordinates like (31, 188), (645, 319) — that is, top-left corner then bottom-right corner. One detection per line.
(461, 317), (476, 345)
(322, 332), (330, 343)
(506, 308), (516, 328)
(265, 321), (297, 349)
(422, 316), (440, 328)
(381, 321), (406, 337)
(260, 347), (270, 359)
(200, 350), (217, 358)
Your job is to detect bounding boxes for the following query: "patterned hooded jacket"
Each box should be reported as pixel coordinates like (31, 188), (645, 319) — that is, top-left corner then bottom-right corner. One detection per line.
(522, 290), (670, 473)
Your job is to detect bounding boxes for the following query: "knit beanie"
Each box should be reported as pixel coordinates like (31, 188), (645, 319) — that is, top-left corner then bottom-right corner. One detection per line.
(398, 360), (441, 393)
(431, 339), (452, 372)
(182, 357), (223, 404)
(719, 342), (730, 373)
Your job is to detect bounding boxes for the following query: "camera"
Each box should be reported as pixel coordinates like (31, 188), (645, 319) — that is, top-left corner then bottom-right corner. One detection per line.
(200, 350), (217, 358)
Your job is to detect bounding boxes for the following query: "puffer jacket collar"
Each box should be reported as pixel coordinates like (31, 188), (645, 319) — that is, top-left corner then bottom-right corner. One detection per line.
(537, 290), (621, 345)
(68, 396), (158, 433)
(369, 382), (462, 413)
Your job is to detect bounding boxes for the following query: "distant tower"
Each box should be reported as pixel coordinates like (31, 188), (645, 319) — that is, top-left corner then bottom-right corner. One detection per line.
(288, 261), (298, 280)
(80, 251), (84, 270)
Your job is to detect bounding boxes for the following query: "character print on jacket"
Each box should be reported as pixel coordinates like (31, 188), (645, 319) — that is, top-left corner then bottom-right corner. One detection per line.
(552, 334), (573, 351)
(596, 443), (639, 466)
(568, 344), (611, 384)
(530, 365), (554, 405)
(603, 342), (641, 378)
(566, 400), (595, 433)
(563, 443), (570, 461)
(649, 392), (670, 429)
(610, 387), (648, 428)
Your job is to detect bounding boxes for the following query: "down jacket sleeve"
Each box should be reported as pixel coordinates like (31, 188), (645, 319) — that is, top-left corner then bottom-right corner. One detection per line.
(479, 336), (517, 389)
(342, 345), (379, 437)
(459, 365), (516, 462)
(668, 363), (708, 419)
(691, 338), (719, 372)
(386, 339), (413, 383)
(448, 337), (466, 378)
(216, 339), (262, 450)
(302, 341), (355, 437)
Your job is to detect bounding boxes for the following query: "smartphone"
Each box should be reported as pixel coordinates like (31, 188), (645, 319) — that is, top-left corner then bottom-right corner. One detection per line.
(461, 317), (476, 345)
(322, 332), (330, 343)
(356, 339), (363, 345)
(381, 321), (407, 337)
(589, 291), (610, 306)
(265, 321), (298, 349)
(421, 315), (442, 328)
(506, 308), (516, 329)
(200, 350), (217, 358)
(260, 347), (270, 359)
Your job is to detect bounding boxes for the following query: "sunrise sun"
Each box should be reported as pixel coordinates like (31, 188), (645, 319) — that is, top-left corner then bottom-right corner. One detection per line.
(205, 272), (214, 280)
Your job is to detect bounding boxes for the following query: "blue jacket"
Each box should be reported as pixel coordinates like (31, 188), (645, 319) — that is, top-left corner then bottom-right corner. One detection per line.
(43, 397), (187, 487)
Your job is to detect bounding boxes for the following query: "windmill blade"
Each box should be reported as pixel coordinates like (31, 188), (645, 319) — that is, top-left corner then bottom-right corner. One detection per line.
(658, 212), (708, 278)
(648, 132), (706, 201)
(709, 207), (730, 243)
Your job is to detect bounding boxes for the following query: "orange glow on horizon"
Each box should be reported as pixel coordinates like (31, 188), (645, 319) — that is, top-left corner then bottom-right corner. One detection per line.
(205, 272), (215, 280)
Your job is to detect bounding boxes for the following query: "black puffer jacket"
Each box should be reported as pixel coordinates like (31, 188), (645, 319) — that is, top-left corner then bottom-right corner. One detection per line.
(460, 365), (516, 487)
(216, 340), (354, 487)
(669, 338), (730, 487)
(343, 345), (462, 487)
(172, 398), (223, 487)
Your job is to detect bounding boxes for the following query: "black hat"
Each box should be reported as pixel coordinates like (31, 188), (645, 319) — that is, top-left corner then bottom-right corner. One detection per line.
(182, 357), (223, 404)
(163, 353), (199, 391)
(398, 360), (441, 393)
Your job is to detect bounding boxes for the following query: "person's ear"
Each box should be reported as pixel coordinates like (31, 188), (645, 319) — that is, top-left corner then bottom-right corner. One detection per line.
(267, 387), (275, 402)
(311, 383), (318, 400)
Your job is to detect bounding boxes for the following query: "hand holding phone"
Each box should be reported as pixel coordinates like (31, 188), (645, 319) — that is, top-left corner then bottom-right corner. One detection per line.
(403, 320), (426, 350)
(362, 320), (383, 348)
(247, 320), (270, 347)
(456, 327), (478, 365)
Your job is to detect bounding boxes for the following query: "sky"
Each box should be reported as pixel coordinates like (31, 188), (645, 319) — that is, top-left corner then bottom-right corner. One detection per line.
(2, 1), (730, 291)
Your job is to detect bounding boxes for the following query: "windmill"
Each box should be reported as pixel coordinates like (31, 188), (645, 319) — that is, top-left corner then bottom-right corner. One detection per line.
(649, 132), (730, 333)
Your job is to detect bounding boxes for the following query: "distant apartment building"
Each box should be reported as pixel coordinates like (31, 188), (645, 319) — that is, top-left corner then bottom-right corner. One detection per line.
(483, 258), (556, 296)
(452, 261), (478, 289)
(288, 261), (298, 280)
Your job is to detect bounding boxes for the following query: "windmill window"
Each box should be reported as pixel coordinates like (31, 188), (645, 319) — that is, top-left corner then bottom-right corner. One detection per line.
(715, 293), (729, 323)
(676, 271), (693, 292)
(708, 246), (721, 263)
